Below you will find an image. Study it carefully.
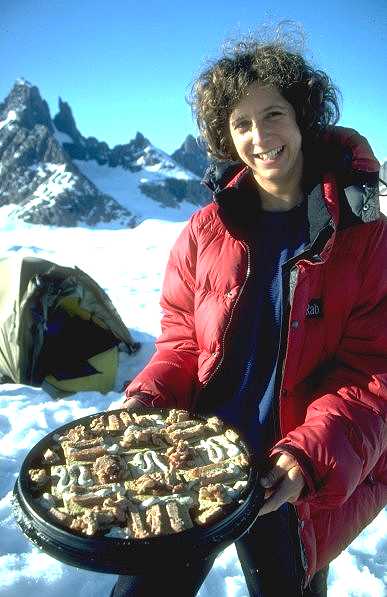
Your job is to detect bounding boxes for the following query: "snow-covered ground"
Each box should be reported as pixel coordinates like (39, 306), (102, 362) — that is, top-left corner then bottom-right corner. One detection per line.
(0, 216), (385, 597)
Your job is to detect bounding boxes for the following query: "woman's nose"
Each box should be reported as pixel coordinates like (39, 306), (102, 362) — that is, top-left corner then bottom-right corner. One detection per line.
(251, 123), (268, 145)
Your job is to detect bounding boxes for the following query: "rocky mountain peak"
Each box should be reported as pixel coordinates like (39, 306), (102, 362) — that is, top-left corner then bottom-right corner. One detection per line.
(171, 134), (208, 178)
(182, 134), (200, 152)
(128, 131), (150, 153)
(0, 81), (136, 227)
(14, 78), (33, 88)
(53, 98), (83, 144)
(0, 81), (53, 133)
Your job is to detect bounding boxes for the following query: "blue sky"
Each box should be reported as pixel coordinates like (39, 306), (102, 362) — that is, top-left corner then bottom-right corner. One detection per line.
(1, 0), (386, 161)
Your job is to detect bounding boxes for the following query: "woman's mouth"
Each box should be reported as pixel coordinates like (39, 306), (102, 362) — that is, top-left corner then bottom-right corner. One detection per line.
(254, 146), (285, 161)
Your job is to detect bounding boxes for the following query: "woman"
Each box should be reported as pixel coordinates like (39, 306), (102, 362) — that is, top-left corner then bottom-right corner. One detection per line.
(114, 34), (387, 597)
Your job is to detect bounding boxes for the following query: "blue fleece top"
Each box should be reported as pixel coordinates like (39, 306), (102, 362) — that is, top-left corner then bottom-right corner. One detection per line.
(214, 199), (309, 455)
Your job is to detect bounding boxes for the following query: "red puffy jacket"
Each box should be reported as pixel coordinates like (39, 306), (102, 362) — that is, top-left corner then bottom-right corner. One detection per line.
(126, 127), (387, 585)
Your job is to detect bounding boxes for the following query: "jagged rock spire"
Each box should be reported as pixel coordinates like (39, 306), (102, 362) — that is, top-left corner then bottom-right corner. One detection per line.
(53, 98), (83, 144)
(0, 81), (53, 133)
(171, 134), (208, 178)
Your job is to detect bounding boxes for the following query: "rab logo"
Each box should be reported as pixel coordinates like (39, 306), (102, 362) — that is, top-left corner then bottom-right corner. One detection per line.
(306, 299), (323, 319)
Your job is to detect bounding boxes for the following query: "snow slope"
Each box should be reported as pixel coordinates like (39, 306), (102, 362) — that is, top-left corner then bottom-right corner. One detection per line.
(74, 157), (201, 223)
(0, 219), (385, 597)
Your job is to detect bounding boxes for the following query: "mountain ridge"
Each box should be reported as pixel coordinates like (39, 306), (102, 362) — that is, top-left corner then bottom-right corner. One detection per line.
(0, 80), (210, 228)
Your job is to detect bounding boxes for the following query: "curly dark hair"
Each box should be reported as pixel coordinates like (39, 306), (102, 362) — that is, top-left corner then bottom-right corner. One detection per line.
(189, 26), (341, 161)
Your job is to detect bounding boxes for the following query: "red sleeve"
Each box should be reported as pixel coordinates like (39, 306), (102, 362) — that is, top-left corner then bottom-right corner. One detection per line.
(124, 213), (200, 409)
(271, 218), (387, 509)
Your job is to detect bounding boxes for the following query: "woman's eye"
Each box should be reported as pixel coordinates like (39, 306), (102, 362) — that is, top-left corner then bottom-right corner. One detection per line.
(267, 111), (282, 118)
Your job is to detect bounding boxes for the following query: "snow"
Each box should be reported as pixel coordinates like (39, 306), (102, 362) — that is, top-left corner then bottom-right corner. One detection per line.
(0, 110), (18, 131)
(33, 163), (76, 197)
(75, 158), (201, 222)
(0, 216), (385, 596)
(137, 145), (197, 181)
(53, 125), (74, 145)
(0, 163), (78, 220)
(327, 552), (386, 597)
(15, 78), (32, 88)
(11, 163), (78, 215)
(0, 204), (27, 229)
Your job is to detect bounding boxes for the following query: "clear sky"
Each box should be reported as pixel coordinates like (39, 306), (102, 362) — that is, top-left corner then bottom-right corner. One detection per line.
(1, 0), (386, 161)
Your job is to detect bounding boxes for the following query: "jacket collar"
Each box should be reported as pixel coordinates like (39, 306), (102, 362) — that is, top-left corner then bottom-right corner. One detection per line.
(202, 126), (380, 246)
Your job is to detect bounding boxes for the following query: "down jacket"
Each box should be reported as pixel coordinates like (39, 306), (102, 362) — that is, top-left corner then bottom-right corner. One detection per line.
(125, 126), (387, 585)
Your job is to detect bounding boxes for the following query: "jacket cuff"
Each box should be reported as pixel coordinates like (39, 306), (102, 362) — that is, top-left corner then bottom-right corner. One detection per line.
(124, 378), (169, 406)
(122, 392), (156, 408)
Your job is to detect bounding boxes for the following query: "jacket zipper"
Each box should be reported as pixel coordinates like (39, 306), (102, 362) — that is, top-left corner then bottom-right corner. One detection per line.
(270, 261), (299, 440)
(272, 231), (331, 439)
(275, 255), (326, 590)
(202, 241), (251, 387)
(272, 260), (307, 589)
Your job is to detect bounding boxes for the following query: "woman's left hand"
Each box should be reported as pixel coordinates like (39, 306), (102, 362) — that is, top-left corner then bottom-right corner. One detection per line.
(258, 452), (305, 516)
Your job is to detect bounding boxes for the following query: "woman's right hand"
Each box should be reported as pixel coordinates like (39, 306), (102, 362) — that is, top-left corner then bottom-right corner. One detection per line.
(122, 393), (153, 412)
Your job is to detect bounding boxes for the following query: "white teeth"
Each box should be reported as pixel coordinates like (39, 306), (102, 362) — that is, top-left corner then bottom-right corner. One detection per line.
(256, 146), (283, 160)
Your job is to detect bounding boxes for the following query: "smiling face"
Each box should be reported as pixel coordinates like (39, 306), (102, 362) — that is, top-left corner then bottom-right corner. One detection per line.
(228, 83), (303, 200)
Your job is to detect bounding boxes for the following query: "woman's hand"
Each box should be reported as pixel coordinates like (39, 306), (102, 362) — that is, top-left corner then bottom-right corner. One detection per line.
(258, 452), (305, 516)
(122, 393), (153, 412)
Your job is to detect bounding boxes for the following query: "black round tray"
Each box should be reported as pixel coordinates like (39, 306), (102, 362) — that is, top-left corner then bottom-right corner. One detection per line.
(12, 409), (264, 575)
